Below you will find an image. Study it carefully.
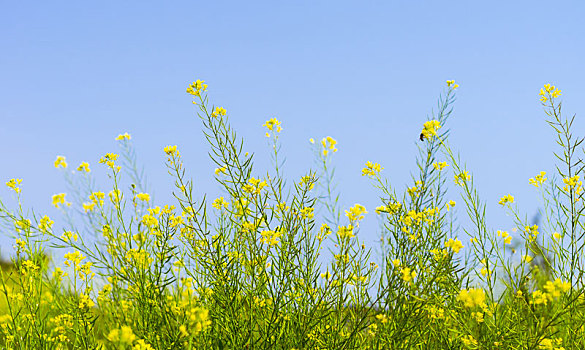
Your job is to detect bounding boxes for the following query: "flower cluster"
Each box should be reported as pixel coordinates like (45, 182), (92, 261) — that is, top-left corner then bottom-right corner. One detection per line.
(263, 118), (282, 137)
(454, 171), (470, 186)
(539, 83), (561, 103)
(52, 193), (71, 208)
(321, 136), (338, 156)
(458, 288), (486, 309)
(445, 238), (463, 253)
(242, 177), (267, 196)
(529, 171), (547, 187)
(211, 106), (227, 118)
(115, 132), (131, 141)
(345, 204), (367, 222)
(362, 161), (383, 177)
(497, 230), (512, 244)
(562, 175), (582, 195)
(420, 120), (441, 140)
(54, 156), (68, 169)
(498, 194), (514, 206)
(77, 161), (91, 172)
(6, 178), (22, 194)
(446, 80), (459, 89)
(186, 79), (208, 98)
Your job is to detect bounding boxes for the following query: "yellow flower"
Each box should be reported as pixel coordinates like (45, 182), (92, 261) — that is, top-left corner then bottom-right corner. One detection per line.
(531, 290), (548, 305)
(375, 314), (389, 323)
(5, 178), (22, 194)
(61, 231), (78, 243)
(563, 175), (582, 194)
(142, 214), (159, 228)
(212, 197), (229, 210)
(135, 193), (150, 202)
(529, 171), (547, 187)
(64, 251), (85, 266)
(99, 153), (120, 170)
(540, 83), (561, 103)
(337, 225), (355, 239)
(77, 162), (91, 172)
(498, 194), (514, 205)
(446, 200), (456, 211)
(78, 293), (95, 310)
(461, 335), (477, 347)
(107, 325), (136, 344)
(300, 207), (314, 219)
(433, 162), (449, 171)
(497, 230), (512, 244)
(445, 238), (463, 253)
(321, 136), (338, 156)
(446, 80), (459, 89)
(133, 339), (155, 350)
(400, 267), (416, 283)
(242, 177), (267, 195)
(214, 166), (227, 175)
(212, 106), (227, 118)
(345, 204), (367, 222)
(109, 189), (123, 204)
(260, 230), (282, 246)
(362, 161), (383, 176)
(115, 132), (131, 141)
(52, 193), (71, 208)
(186, 79), (208, 98)
(458, 288), (486, 308)
(454, 171), (471, 186)
(39, 215), (54, 232)
(263, 118), (282, 133)
(525, 224), (539, 240)
(420, 120), (441, 140)
(54, 156), (67, 169)
(164, 145), (179, 157)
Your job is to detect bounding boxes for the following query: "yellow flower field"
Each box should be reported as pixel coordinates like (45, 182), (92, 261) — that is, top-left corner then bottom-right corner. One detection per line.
(0, 79), (583, 349)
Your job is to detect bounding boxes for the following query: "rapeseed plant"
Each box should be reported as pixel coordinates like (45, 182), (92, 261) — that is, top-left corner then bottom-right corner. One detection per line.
(0, 78), (584, 349)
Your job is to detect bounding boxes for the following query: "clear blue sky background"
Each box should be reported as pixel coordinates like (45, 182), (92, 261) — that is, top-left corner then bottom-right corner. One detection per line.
(1, 1), (584, 261)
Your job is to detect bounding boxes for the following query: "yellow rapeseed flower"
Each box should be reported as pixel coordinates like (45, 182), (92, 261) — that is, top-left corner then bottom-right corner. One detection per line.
(212, 106), (227, 118)
(529, 171), (547, 187)
(186, 79), (208, 98)
(136, 193), (150, 202)
(77, 161), (91, 172)
(52, 193), (71, 208)
(401, 267), (416, 283)
(164, 145), (179, 157)
(458, 288), (486, 308)
(337, 225), (355, 239)
(362, 161), (383, 176)
(446, 80), (459, 89)
(321, 136), (338, 156)
(454, 171), (471, 186)
(445, 238), (463, 253)
(498, 194), (514, 205)
(420, 120), (441, 140)
(54, 156), (68, 169)
(115, 132), (131, 141)
(6, 178), (22, 194)
(433, 162), (449, 171)
(345, 204), (367, 222)
(263, 118), (282, 134)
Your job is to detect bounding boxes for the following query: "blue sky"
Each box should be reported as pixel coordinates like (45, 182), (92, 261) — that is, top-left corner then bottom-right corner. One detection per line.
(1, 1), (584, 259)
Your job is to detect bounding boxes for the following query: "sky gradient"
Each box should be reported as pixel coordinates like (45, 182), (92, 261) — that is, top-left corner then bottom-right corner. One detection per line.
(1, 1), (585, 258)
